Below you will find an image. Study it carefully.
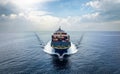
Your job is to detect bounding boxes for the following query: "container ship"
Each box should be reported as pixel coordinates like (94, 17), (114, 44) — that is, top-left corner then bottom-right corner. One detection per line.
(51, 27), (71, 56)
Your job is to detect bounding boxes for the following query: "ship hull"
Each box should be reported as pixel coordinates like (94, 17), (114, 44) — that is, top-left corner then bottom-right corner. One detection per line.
(54, 48), (68, 56)
(51, 41), (71, 56)
(44, 40), (78, 60)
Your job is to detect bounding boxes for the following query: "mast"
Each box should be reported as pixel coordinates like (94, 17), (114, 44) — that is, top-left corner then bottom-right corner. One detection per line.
(58, 26), (61, 31)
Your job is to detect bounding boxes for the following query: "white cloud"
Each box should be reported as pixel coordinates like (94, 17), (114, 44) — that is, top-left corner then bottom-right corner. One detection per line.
(0, 0), (120, 32)
(85, 0), (120, 21)
(9, 14), (17, 19)
(0, 0), (10, 5)
(27, 14), (60, 30)
(0, 13), (60, 31)
(1, 14), (6, 17)
(86, 0), (120, 13)
(81, 12), (100, 22)
(18, 13), (24, 17)
(86, 0), (120, 10)
(0, 0), (57, 15)
(86, 0), (100, 9)
(0, 0), (57, 5)
(12, 0), (57, 10)
(28, 11), (51, 16)
(0, 12), (120, 32)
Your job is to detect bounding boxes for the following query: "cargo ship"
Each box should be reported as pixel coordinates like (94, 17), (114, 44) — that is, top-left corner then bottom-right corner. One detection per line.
(51, 27), (71, 56)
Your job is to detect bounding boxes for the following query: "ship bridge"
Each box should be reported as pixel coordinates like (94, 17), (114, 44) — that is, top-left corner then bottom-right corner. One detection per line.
(52, 27), (70, 42)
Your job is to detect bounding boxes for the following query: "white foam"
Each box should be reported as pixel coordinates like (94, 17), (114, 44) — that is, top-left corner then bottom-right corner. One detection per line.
(43, 41), (78, 55)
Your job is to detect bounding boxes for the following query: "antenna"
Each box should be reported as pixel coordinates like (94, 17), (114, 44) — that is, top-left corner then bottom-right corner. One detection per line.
(59, 26), (61, 30)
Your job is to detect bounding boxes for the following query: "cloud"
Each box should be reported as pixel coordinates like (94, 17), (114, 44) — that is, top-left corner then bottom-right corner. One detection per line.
(0, 0), (57, 5)
(0, 0), (120, 32)
(0, 12), (60, 32)
(86, 0), (120, 21)
(27, 14), (60, 30)
(0, 0), (59, 32)
(0, 0), (57, 15)
(81, 12), (101, 22)
(0, 13), (34, 32)
(0, 12), (120, 32)
(28, 11), (51, 16)
(86, 0), (120, 11)
(0, 3), (18, 15)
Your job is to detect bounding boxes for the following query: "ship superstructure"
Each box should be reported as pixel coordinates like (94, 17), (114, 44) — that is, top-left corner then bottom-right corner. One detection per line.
(51, 27), (71, 56)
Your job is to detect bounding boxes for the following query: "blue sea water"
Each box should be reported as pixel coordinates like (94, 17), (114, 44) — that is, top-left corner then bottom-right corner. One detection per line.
(0, 31), (120, 74)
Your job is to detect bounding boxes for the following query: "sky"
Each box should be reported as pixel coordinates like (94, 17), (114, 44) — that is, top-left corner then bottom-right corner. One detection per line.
(0, 0), (120, 32)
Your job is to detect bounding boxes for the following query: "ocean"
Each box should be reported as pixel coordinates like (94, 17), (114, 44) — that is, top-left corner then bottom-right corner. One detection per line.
(0, 31), (120, 74)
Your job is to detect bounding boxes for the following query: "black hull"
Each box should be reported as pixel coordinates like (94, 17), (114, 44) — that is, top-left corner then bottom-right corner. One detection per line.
(54, 49), (68, 56)
(51, 41), (71, 56)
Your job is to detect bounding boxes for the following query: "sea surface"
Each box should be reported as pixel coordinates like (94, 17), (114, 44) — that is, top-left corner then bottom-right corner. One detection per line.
(0, 31), (120, 74)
